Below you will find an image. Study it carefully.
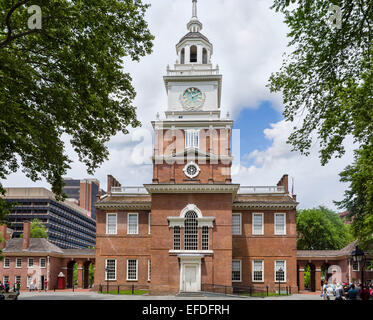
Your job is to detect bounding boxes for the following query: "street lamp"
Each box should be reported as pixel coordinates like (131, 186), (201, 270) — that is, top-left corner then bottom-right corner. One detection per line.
(105, 267), (110, 294)
(351, 246), (366, 287)
(278, 267), (283, 295)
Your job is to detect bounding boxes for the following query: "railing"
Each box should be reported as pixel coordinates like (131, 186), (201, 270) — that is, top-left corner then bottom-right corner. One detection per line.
(98, 284), (149, 295)
(201, 283), (291, 297)
(238, 186), (285, 194)
(111, 187), (148, 194)
(166, 68), (220, 76)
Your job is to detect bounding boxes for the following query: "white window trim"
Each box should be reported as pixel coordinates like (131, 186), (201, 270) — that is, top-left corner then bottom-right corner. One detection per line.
(232, 260), (242, 282)
(352, 261), (359, 272)
(252, 213), (264, 235)
(127, 213), (139, 235)
(148, 213), (151, 235)
(3, 258), (10, 268)
(15, 258), (22, 268)
(274, 260), (287, 283)
(28, 258), (34, 268)
(126, 259), (138, 281)
(105, 259), (117, 281)
(15, 276), (21, 284)
(3, 276), (9, 284)
(148, 259), (151, 282)
(40, 258), (46, 268)
(106, 212), (117, 235)
(252, 260), (264, 283)
(232, 213), (242, 235)
(274, 213), (286, 235)
(185, 129), (200, 149)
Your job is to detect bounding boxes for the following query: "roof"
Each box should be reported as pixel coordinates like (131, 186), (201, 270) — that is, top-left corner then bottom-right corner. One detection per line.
(4, 238), (64, 254)
(178, 32), (210, 44)
(234, 194), (296, 204)
(297, 242), (361, 259)
(99, 195), (151, 203)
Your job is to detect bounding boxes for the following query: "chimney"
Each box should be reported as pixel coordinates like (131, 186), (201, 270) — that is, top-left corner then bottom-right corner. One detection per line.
(23, 221), (31, 250)
(292, 194), (297, 201)
(107, 175), (121, 194)
(277, 174), (289, 194)
(0, 224), (7, 250)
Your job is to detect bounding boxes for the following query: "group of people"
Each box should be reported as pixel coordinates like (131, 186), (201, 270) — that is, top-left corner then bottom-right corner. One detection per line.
(321, 281), (373, 300)
(0, 281), (21, 293)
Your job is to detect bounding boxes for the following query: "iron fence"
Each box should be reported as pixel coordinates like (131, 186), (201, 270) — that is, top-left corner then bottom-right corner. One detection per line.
(98, 284), (150, 295)
(201, 283), (292, 297)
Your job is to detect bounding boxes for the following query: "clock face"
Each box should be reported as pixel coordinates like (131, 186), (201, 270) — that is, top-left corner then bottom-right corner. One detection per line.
(181, 87), (204, 110)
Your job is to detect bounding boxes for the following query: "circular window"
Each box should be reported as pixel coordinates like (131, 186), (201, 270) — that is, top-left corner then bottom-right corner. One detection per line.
(183, 162), (200, 179)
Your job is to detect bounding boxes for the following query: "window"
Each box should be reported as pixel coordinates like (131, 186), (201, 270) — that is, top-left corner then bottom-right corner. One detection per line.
(15, 276), (21, 284)
(16, 258), (22, 268)
(190, 45), (197, 62)
(106, 213), (117, 235)
(202, 226), (209, 250)
(40, 258), (46, 268)
(232, 260), (242, 282)
(202, 48), (208, 64)
(127, 213), (139, 234)
(253, 260), (264, 282)
(127, 259), (138, 281)
(275, 260), (286, 282)
(105, 259), (116, 281)
(173, 226), (181, 250)
(27, 276), (32, 288)
(185, 130), (199, 149)
(352, 261), (359, 271)
(180, 48), (185, 64)
(232, 213), (242, 235)
(274, 213), (286, 235)
(28, 258), (34, 268)
(252, 213), (264, 235)
(3, 276), (9, 284)
(148, 259), (151, 282)
(148, 213), (151, 235)
(3, 258), (10, 268)
(184, 211), (198, 250)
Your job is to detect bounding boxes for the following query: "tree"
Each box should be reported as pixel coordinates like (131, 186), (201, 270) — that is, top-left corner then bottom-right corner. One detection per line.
(296, 206), (353, 250)
(268, 0), (373, 246)
(0, 0), (154, 213)
(20, 219), (48, 238)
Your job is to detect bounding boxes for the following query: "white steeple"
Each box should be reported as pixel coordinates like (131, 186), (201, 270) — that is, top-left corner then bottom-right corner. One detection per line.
(187, 0), (203, 32)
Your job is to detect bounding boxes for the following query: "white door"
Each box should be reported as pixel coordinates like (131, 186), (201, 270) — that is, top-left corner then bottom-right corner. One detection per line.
(184, 265), (198, 292)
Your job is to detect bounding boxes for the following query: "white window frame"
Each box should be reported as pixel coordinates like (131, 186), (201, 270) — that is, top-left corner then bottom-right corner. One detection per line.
(352, 261), (359, 272)
(148, 259), (151, 282)
(252, 213), (264, 235)
(185, 129), (200, 149)
(16, 258), (22, 268)
(126, 259), (138, 281)
(26, 276), (32, 288)
(3, 276), (9, 284)
(252, 260), (264, 282)
(202, 226), (209, 250)
(274, 213), (286, 235)
(106, 213), (117, 235)
(28, 258), (34, 268)
(3, 258), (10, 268)
(148, 213), (151, 235)
(105, 259), (117, 281)
(274, 260), (287, 283)
(232, 213), (242, 235)
(173, 226), (181, 250)
(15, 276), (21, 284)
(40, 258), (46, 268)
(232, 260), (242, 282)
(127, 213), (139, 235)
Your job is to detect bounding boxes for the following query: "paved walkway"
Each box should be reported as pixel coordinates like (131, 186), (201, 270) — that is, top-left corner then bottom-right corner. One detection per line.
(17, 291), (322, 300)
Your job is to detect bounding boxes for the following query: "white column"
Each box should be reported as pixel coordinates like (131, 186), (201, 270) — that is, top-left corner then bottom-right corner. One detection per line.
(348, 259), (351, 283)
(197, 45), (203, 64)
(185, 46), (190, 64)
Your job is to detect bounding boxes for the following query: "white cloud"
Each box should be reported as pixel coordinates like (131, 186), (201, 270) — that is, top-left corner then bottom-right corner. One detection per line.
(1, 0), (356, 211)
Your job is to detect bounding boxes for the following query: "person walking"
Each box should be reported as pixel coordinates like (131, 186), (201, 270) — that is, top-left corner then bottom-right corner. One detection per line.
(4, 281), (10, 293)
(0, 281), (4, 292)
(16, 281), (20, 293)
(44, 279), (48, 292)
(359, 286), (370, 301)
(347, 284), (358, 300)
(335, 283), (344, 301)
(326, 284), (335, 300)
(321, 281), (328, 300)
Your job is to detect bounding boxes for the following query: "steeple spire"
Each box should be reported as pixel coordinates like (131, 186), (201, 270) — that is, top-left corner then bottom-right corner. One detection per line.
(188, 0), (202, 32)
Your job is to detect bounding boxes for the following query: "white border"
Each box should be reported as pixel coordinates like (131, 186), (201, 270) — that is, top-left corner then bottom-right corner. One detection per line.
(126, 259), (138, 281)
(105, 259), (117, 281)
(106, 212), (117, 235)
(274, 260), (287, 283)
(232, 213), (242, 235)
(274, 213), (286, 235)
(232, 260), (242, 282)
(252, 213), (264, 235)
(3, 257), (10, 268)
(252, 260), (264, 283)
(15, 258), (22, 268)
(27, 258), (34, 268)
(183, 161), (201, 179)
(40, 258), (46, 268)
(127, 213), (139, 235)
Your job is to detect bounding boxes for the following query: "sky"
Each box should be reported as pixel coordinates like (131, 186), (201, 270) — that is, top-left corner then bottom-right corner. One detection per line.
(2, 0), (356, 210)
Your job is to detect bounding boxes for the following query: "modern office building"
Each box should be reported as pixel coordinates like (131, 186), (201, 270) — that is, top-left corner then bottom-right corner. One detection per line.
(4, 188), (96, 249)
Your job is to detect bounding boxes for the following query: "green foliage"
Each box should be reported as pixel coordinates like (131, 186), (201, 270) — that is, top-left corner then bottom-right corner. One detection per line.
(304, 265), (310, 288)
(20, 218), (48, 238)
(269, 0), (373, 248)
(296, 206), (353, 250)
(0, 0), (154, 215)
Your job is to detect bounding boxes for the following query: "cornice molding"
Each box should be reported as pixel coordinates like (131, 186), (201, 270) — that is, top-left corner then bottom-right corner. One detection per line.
(144, 184), (240, 197)
(232, 202), (298, 210)
(96, 203), (151, 210)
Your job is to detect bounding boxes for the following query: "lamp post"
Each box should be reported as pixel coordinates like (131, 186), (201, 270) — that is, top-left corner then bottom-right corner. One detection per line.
(351, 246), (366, 287)
(278, 267), (283, 295)
(105, 267), (109, 294)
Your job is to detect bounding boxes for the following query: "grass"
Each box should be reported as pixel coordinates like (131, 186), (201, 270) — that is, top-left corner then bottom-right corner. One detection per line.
(241, 292), (290, 297)
(100, 290), (148, 295)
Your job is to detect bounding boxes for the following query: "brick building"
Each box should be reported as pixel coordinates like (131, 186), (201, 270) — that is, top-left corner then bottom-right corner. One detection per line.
(94, 1), (299, 295)
(4, 187), (96, 249)
(0, 223), (95, 290)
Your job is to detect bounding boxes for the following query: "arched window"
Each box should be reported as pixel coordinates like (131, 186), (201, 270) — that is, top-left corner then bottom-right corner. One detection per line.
(184, 211), (198, 250)
(180, 48), (185, 64)
(202, 48), (208, 64)
(190, 45), (197, 63)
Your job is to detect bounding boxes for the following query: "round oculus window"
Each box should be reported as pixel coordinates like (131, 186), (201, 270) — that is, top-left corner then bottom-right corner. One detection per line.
(183, 162), (200, 179)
